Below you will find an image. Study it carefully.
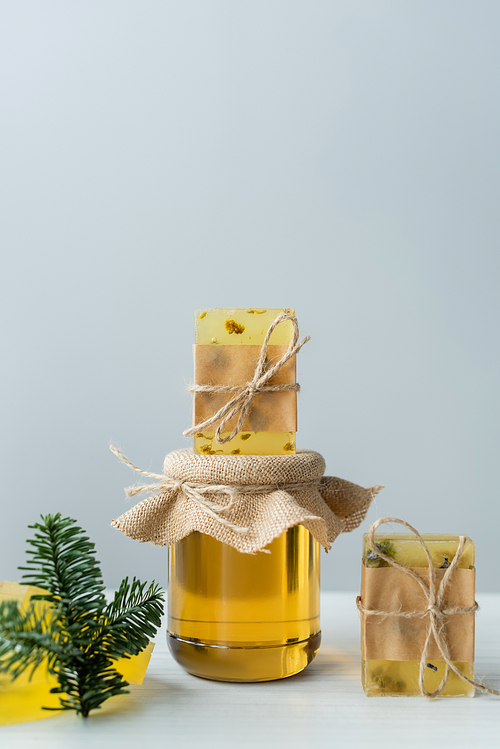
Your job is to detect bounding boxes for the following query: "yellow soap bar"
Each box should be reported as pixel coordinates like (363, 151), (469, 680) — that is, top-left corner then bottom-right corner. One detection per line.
(0, 581), (154, 724)
(362, 659), (474, 697)
(0, 582), (60, 725)
(362, 533), (475, 570)
(194, 308), (296, 455)
(115, 641), (154, 685)
(361, 534), (475, 697)
(195, 308), (295, 345)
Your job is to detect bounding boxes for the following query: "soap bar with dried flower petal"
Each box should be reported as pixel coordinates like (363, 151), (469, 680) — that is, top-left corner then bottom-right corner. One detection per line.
(193, 308), (296, 455)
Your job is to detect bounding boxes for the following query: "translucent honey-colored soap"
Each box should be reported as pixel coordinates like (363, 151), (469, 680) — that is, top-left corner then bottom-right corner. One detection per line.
(195, 308), (295, 345)
(362, 659), (474, 697)
(0, 582), (60, 725)
(0, 581), (154, 725)
(194, 430), (295, 456)
(361, 534), (475, 698)
(362, 534), (475, 571)
(194, 307), (296, 456)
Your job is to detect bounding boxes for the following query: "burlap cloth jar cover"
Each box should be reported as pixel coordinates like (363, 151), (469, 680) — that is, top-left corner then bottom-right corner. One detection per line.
(111, 447), (382, 553)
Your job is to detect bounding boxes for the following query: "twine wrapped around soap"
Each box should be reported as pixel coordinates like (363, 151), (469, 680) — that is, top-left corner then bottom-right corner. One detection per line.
(111, 446), (382, 554)
(357, 517), (500, 699)
(183, 312), (309, 444)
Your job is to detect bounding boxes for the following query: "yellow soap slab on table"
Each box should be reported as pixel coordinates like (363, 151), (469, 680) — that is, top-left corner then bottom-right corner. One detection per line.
(0, 582), (60, 725)
(0, 581), (154, 724)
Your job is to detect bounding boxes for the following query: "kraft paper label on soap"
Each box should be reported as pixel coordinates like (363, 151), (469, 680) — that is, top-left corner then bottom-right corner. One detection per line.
(193, 344), (297, 433)
(360, 566), (475, 662)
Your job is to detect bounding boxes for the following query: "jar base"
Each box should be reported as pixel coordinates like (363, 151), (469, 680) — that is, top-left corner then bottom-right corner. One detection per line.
(167, 631), (321, 682)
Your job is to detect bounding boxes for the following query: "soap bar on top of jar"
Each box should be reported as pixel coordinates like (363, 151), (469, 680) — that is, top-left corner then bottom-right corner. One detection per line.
(193, 308), (297, 456)
(360, 533), (476, 697)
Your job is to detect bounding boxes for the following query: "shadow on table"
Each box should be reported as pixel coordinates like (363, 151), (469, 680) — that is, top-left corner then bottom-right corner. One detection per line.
(289, 646), (360, 682)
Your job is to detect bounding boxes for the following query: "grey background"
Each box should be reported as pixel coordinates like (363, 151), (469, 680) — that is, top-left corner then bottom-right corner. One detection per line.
(1, 1), (499, 592)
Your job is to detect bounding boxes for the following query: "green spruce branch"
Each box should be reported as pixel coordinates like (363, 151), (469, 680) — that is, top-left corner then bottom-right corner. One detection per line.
(0, 513), (164, 718)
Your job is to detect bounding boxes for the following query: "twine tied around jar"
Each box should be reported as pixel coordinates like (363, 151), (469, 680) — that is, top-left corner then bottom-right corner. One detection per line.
(110, 445), (250, 534)
(356, 517), (499, 699)
(183, 312), (309, 444)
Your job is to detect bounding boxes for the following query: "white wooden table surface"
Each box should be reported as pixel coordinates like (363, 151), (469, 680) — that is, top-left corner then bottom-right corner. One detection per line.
(3, 592), (500, 748)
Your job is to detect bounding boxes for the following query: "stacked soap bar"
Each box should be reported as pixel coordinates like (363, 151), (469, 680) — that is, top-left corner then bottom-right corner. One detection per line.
(361, 534), (475, 697)
(193, 308), (296, 456)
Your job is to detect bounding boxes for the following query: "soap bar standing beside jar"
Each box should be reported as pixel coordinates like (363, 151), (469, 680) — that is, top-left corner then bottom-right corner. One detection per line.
(167, 308), (321, 682)
(361, 534), (475, 697)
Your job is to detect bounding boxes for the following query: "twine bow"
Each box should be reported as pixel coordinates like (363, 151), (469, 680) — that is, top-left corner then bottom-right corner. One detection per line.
(110, 446), (248, 534)
(183, 312), (310, 444)
(357, 517), (500, 698)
